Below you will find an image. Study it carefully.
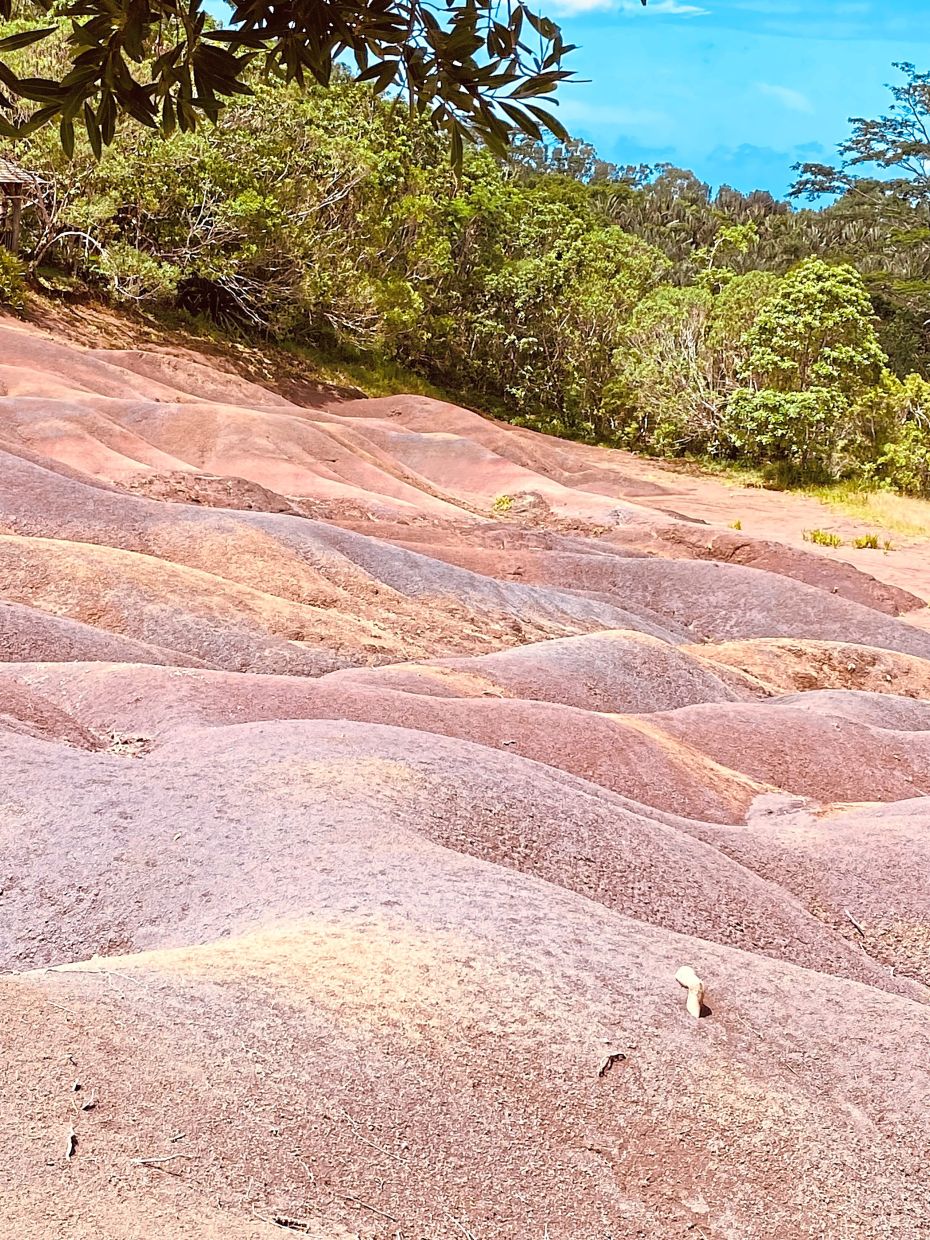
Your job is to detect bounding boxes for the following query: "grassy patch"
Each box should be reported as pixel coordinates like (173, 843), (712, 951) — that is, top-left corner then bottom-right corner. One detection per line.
(280, 341), (451, 400)
(850, 533), (895, 551)
(804, 528), (844, 548)
(646, 455), (930, 537)
(801, 481), (930, 538)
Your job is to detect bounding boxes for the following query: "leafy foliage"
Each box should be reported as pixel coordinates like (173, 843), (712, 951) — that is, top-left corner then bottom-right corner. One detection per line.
(0, 242), (25, 307)
(738, 260), (886, 398)
(0, 0), (574, 158)
(721, 261), (888, 480)
(609, 284), (717, 454)
(792, 63), (930, 211)
(609, 270), (781, 457)
(725, 388), (854, 481)
(470, 202), (667, 434)
(868, 372), (930, 496)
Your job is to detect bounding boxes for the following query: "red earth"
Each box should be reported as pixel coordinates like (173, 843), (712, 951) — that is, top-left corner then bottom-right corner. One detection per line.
(2, 311), (930, 1239)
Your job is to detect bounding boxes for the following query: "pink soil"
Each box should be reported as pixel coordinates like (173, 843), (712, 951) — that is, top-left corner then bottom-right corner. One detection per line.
(2, 311), (929, 1239)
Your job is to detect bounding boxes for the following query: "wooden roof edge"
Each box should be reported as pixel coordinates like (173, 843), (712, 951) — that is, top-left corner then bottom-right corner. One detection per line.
(0, 157), (31, 184)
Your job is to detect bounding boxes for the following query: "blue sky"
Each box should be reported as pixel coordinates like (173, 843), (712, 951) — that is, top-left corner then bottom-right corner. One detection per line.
(546, 0), (930, 196)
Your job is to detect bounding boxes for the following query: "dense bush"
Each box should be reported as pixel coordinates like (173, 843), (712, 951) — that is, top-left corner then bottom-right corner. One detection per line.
(724, 388), (854, 481)
(609, 285), (716, 454)
(876, 420), (930, 495)
(865, 373), (930, 495)
(0, 246), (25, 311)
(715, 260), (889, 479)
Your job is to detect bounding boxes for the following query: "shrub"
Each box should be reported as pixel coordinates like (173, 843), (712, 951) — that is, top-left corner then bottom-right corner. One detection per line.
(0, 246), (26, 311)
(611, 284), (717, 455)
(94, 242), (180, 303)
(724, 387), (853, 481)
(868, 374), (930, 497)
(852, 533), (880, 549)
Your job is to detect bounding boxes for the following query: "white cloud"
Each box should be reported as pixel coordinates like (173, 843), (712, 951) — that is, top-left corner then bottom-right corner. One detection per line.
(756, 82), (815, 113)
(556, 98), (671, 129)
(548, 0), (707, 16)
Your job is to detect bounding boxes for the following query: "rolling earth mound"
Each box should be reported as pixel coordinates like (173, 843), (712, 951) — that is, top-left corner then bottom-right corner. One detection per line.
(2, 312), (930, 1239)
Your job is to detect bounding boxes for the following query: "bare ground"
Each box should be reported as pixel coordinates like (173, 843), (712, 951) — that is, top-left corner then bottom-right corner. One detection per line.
(2, 310), (930, 1239)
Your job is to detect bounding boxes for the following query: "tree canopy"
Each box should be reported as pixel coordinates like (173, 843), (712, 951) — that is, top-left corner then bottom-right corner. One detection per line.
(0, 0), (576, 157)
(792, 63), (930, 213)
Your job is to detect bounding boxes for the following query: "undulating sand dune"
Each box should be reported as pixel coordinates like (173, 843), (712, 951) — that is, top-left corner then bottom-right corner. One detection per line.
(2, 313), (929, 1239)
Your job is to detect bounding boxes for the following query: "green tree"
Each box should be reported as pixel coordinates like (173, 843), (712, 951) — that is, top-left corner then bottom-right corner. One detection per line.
(861, 372), (930, 496)
(738, 258), (886, 396)
(707, 268), (781, 388)
(791, 63), (930, 377)
(469, 194), (667, 436)
(8, 69), (470, 339)
(608, 284), (716, 454)
(792, 63), (930, 223)
(693, 220), (759, 292)
(724, 259), (888, 479)
(725, 387), (853, 480)
(609, 269), (779, 457)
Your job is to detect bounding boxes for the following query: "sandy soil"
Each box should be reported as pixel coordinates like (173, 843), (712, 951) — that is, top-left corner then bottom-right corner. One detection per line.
(2, 310), (930, 1239)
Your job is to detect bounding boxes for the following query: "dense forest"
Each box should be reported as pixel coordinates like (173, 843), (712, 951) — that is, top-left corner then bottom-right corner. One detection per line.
(3, 14), (930, 495)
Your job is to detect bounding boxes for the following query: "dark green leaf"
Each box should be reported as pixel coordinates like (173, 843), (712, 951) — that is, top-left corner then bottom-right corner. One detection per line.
(60, 114), (75, 158)
(524, 102), (569, 142)
(83, 100), (102, 156)
(0, 25), (57, 51)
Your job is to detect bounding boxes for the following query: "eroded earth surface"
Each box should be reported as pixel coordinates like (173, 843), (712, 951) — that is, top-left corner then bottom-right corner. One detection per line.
(2, 314), (930, 1239)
